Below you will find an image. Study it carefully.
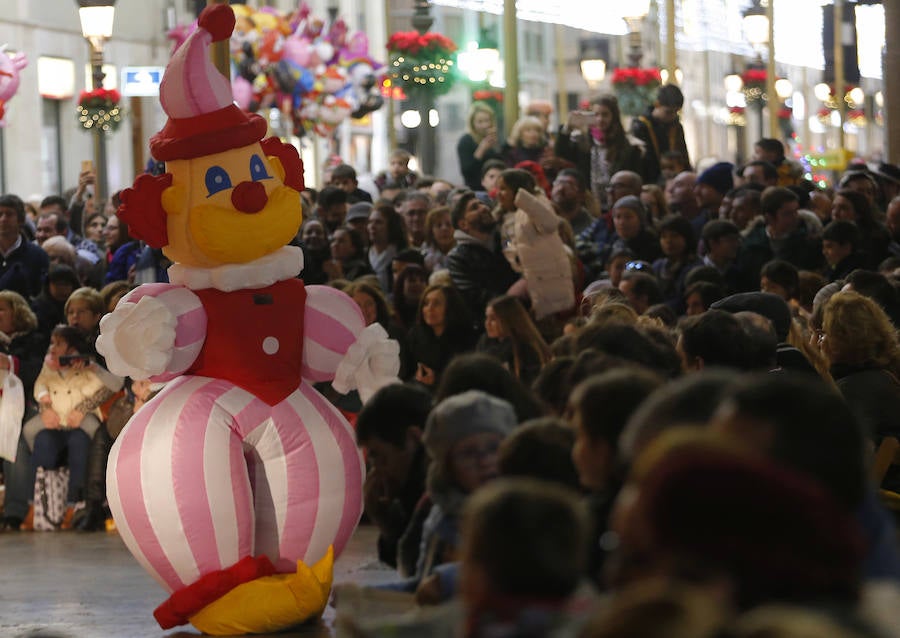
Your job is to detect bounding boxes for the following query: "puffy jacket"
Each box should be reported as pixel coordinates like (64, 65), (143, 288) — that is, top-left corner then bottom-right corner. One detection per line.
(511, 189), (575, 318)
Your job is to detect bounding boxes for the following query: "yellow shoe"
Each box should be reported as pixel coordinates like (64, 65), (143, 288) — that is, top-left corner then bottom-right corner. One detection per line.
(189, 546), (334, 636)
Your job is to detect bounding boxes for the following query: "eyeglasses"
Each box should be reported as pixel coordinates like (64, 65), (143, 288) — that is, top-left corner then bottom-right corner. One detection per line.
(625, 261), (652, 272)
(452, 439), (501, 467)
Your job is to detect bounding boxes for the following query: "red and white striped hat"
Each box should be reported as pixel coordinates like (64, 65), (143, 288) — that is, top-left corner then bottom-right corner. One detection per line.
(149, 4), (267, 161)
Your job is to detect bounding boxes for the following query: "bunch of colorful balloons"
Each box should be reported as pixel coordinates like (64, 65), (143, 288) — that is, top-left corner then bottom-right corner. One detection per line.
(169, 2), (384, 138)
(0, 46), (28, 127)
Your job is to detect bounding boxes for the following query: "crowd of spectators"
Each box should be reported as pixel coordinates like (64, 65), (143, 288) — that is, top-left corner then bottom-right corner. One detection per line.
(4, 86), (900, 636)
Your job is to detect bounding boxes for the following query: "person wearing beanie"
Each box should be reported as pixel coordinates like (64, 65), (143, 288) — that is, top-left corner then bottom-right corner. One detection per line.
(95, 4), (401, 634)
(693, 161), (734, 235)
(400, 390), (517, 591)
(601, 195), (661, 268)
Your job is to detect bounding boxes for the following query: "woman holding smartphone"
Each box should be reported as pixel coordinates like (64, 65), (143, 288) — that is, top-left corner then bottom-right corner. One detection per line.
(457, 102), (504, 192)
(553, 94), (644, 209)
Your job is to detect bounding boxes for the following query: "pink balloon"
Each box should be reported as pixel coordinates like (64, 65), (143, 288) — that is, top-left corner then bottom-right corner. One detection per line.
(232, 76), (254, 111)
(283, 37), (313, 67)
(0, 50), (27, 103)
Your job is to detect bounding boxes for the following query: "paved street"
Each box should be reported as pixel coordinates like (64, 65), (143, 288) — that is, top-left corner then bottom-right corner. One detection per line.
(0, 524), (393, 637)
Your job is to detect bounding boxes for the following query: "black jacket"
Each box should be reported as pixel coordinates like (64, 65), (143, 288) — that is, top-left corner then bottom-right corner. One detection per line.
(630, 110), (690, 185)
(0, 329), (49, 406)
(738, 220), (823, 291)
(446, 232), (519, 321)
(406, 323), (478, 383)
(0, 236), (49, 299)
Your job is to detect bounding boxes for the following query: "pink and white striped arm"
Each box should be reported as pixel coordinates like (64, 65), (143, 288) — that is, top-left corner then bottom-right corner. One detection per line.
(302, 285), (366, 383)
(97, 283), (207, 382)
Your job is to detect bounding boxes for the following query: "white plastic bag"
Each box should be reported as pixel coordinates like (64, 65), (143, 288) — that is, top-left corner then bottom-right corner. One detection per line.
(0, 370), (25, 462)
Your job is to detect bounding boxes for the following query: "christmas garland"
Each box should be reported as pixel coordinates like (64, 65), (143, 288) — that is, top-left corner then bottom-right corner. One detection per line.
(386, 31), (457, 95)
(77, 88), (123, 132)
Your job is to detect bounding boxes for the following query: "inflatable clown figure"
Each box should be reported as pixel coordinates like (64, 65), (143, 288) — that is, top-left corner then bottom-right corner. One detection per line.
(96, 5), (398, 635)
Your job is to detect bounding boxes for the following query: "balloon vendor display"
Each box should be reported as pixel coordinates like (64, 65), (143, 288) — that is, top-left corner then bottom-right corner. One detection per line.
(0, 46), (27, 126)
(97, 5), (400, 635)
(168, 2), (385, 138)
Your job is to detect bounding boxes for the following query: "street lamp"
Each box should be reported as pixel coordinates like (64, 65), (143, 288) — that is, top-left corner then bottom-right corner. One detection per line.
(741, 0), (769, 56)
(579, 37), (607, 90)
(621, 1), (650, 68)
(77, 0), (116, 209)
(740, 0), (779, 140)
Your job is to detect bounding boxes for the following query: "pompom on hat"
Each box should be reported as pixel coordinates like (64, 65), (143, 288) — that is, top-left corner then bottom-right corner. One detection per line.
(150, 4), (268, 162)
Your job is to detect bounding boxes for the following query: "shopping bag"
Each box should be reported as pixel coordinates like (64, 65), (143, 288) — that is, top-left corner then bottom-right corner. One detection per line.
(33, 466), (69, 531)
(0, 371), (24, 462)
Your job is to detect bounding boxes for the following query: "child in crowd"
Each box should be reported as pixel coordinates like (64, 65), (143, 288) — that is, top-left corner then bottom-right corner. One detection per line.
(659, 150), (689, 183)
(388, 390), (516, 595)
(375, 149), (419, 193)
(652, 215), (701, 312)
(330, 163), (373, 204)
(22, 325), (114, 528)
(568, 368), (663, 586)
(479, 159), (506, 200)
(458, 478), (593, 637)
(822, 220), (865, 282)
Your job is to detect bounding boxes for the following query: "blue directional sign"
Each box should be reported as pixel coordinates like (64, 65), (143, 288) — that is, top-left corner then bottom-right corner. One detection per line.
(121, 67), (164, 97)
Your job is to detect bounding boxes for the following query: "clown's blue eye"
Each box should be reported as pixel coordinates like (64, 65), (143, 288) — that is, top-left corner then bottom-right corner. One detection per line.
(205, 166), (232, 197)
(250, 154), (271, 181)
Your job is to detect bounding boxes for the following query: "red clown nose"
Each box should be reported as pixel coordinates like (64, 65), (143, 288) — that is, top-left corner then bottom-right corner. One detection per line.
(231, 181), (268, 213)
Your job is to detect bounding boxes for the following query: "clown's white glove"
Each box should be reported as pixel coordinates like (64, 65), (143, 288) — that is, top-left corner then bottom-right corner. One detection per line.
(332, 323), (401, 404)
(96, 295), (177, 379)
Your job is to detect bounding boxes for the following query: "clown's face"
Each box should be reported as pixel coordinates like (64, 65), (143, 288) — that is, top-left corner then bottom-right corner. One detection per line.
(162, 142), (302, 267)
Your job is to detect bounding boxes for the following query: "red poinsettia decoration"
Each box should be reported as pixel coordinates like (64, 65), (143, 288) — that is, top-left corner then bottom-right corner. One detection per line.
(78, 88), (121, 109)
(610, 67), (662, 87)
(729, 106), (746, 114)
(741, 68), (767, 87)
(473, 90), (503, 102)
(387, 31), (457, 57)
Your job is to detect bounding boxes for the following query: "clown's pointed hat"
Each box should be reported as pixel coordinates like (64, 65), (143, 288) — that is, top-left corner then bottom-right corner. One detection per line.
(150, 4), (267, 161)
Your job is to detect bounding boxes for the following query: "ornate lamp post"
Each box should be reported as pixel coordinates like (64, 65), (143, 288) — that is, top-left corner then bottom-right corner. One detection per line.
(579, 37), (607, 91)
(621, 1), (651, 68)
(411, 0), (436, 175)
(77, 0), (116, 208)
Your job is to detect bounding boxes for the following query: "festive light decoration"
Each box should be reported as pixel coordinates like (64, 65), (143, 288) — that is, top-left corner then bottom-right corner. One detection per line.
(816, 84), (863, 111)
(740, 68), (767, 103)
(610, 67), (661, 116)
(847, 108), (867, 128)
(386, 31), (457, 95)
(726, 106), (747, 127)
(76, 87), (122, 132)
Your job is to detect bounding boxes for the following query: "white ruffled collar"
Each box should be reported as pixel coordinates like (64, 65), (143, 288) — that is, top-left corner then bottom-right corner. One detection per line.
(167, 245), (305, 292)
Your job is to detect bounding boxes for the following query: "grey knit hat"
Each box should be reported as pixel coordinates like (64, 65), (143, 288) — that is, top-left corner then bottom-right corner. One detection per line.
(423, 390), (517, 464)
(612, 195), (648, 226)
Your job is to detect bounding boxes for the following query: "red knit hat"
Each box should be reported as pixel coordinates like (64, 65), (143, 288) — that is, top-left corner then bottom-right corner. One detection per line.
(150, 4), (267, 161)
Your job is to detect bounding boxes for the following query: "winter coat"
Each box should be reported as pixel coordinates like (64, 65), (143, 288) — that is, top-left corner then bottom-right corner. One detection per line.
(447, 231), (519, 321)
(33, 364), (112, 427)
(509, 189), (575, 319)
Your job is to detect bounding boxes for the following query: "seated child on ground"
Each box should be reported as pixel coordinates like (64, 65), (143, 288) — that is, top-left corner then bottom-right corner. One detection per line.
(22, 325), (115, 518)
(459, 478), (593, 637)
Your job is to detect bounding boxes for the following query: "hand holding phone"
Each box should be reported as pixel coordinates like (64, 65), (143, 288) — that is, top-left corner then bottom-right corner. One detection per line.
(59, 354), (91, 368)
(567, 110), (596, 131)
